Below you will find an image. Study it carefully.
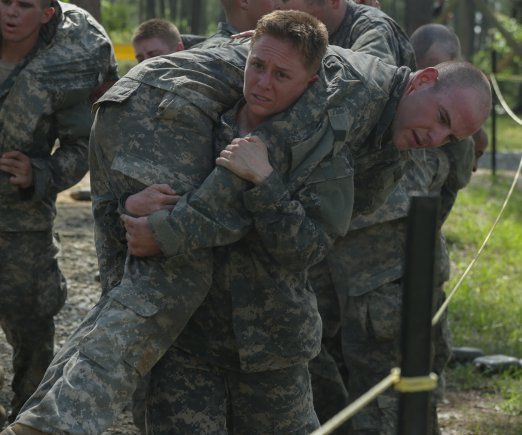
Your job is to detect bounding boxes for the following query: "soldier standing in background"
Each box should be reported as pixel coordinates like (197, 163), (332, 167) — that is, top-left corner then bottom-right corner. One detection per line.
(0, 0), (116, 425)
(132, 18), (184, 63)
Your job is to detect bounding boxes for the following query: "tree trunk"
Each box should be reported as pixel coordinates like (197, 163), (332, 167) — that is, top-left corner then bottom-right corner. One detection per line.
(159, 0), (166, 18)
(169, 0), (178, 20)
(70, 0), (101, 22)
(191, 0), (202, 34)
(404, 0), (432, 35)
(454, 0), (475, 59)
(146, 0), (156, 19)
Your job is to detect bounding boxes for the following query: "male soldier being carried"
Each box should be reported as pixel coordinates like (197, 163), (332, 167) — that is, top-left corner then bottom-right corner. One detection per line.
(0, 0), (116, 425)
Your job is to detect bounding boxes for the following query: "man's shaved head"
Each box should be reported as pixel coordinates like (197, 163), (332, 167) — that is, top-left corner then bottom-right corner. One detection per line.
(411, 24), (461, 69)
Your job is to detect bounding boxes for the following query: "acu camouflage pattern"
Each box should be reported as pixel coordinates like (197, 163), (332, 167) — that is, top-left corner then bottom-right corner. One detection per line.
(312, 140), (476, 432)
(309, 0), (416, 338)
(192, 21), (239, 49)
(147, 348), (318, 434)
(0, 0), (115, 425)
(150, 48), (411, 372)
(330, 0), (416, 70)
(0, 0), (117, 231)
(17, 45), (412, 433)
(0, 232), (65, 419)
(15, 43), (249, 434)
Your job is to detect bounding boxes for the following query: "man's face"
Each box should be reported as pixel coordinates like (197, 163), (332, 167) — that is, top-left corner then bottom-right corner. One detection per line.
(243, 34), (316, 124)
(392, 69), (487, 150)
(0, 0), (54, 44)
(246, 0), (278, 24)
(133, 37), (180, 63)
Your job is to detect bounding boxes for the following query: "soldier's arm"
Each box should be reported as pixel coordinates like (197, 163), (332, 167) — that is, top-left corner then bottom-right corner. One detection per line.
(31, 90), (92, 200)
(143, 166), (253, 256)
(242, 155), (353, 271)
(89, 111), (127, 295)
(349, 21), (412, 68)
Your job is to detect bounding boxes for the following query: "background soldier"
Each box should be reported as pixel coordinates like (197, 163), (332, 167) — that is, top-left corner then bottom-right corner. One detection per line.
(132, 18), (184, 63)
(0, 0), (116, 424)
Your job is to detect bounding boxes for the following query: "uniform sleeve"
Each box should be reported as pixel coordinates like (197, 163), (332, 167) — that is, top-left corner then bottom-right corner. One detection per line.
(349, 22), (403, 67)
(89, 110), (127, 295)
(31, 89), (91, 200)
(149, 158), (352, 271)
(242, 168), (349, 271)
(148, 166), (253, 256)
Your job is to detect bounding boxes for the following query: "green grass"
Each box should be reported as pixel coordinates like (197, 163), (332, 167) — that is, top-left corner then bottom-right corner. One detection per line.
(483, 114), (522, 152)
(444, 172), (522, 356)
(443, 170), (522, 417)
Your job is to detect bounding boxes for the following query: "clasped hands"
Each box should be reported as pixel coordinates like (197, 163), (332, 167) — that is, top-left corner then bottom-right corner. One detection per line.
(122, 136), (273, 257)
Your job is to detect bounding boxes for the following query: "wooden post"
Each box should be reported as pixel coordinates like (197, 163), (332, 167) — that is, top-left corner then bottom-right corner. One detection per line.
(191, 0), (202, 34)
(398, 196), (438, 435)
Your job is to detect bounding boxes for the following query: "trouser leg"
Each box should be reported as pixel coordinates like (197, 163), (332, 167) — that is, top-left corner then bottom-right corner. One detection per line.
(0, 231), (66, 423)
(342, 282), (402, 435)
(1, 316), (54, 421)
(146, 347), (227, 435)
(229, 362), (319, 435)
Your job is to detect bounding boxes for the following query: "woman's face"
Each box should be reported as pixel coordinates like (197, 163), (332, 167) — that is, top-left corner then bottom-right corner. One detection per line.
(243, 34), (317, 126)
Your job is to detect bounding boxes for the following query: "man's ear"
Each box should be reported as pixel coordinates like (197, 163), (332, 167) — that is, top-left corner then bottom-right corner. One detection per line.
(41, 7), (56, 25)
(240, 0), (249, 11)
(177, 41), (185, 52)
(330, 0), (342, 9)
(308, 74), (319, 85)
(408, 67), (438, 93)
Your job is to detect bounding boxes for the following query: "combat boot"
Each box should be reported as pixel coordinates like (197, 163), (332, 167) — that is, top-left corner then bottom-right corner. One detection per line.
(0, 424), (47, 435)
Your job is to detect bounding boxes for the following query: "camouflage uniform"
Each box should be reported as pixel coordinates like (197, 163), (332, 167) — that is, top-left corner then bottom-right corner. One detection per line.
(140, 49), (412, 432)
(12, 44), (412, 434)
(308, 0), (417, 422)
(323, 140), (475, 434)
(14, 43), (248, 434)
(329, 0), (415, 68)
(0, 0), (116, 421)
(193, 22), (239, 49)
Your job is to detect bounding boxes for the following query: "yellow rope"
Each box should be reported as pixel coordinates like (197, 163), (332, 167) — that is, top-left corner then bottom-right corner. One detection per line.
(311, 371), (399, 435)
(311, 368), (439, 434)
(432, 156), (522, 325)
(490, 73), (522, 126)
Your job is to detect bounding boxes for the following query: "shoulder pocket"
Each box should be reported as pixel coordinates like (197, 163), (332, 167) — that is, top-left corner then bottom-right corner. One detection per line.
(93, 77), (141, 110)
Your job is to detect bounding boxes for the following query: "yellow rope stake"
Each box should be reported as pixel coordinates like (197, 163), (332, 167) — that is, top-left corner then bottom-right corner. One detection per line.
(393, 368), (438, 393)
(490, 73), (522, 126)
(311, 368), (439, 434)
(432, 156), (522, 326)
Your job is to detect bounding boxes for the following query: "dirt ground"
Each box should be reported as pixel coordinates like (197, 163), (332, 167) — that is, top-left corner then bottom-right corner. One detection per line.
(0, 176), (520, 433)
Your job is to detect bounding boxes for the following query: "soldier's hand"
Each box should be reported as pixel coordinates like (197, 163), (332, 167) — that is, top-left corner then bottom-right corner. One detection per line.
(125, 184), (179, 217)
(216, 136), (273, 185)
(0, 151), (34, 189)
(121, 214), (162, 257)
(231, 30), (255, 39)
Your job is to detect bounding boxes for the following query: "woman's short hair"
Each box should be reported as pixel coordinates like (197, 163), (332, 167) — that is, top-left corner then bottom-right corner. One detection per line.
(251, 10), (328, 73)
